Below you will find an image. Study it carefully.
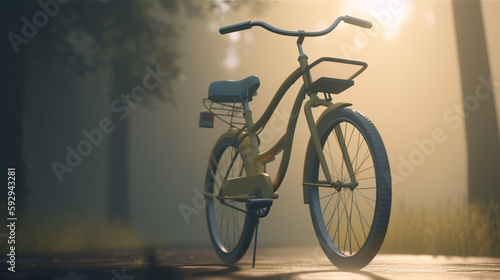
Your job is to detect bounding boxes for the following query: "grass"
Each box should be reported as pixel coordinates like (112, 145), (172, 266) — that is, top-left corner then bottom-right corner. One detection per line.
(2, 213), (145, 254)
(380, 200), (500, 257)
(2, 201), (499, 257)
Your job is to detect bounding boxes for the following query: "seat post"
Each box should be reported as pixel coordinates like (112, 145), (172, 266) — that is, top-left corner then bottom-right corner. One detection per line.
(242, 90), (251, 112)
(242, 90), (253, 127)
(242, 104), (254, 132)
(240, 91), (264, 174)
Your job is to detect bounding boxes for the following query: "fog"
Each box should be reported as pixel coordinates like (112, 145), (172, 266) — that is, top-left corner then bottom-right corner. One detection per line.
(3, 1), (499, 253)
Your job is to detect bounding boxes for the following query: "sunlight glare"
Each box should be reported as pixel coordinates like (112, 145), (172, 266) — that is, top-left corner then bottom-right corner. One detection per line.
(228, 32), (241, 43)
(223, 46), (240, 70)
(341, 0), (412, 40)
(213, 0), (231, 16)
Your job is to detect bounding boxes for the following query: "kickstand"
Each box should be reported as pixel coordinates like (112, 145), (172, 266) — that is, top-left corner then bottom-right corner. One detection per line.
(252, 218), (260, 268)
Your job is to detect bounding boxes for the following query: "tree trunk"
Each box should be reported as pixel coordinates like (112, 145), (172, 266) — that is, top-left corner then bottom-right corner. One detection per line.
(107, 60), (134, 222)
(0, 1), (36, 217)
(452, 0), (500, 204)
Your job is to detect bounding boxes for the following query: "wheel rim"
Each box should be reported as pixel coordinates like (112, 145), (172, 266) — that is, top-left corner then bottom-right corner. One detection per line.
(206, 144), (248, 254)
(316, 119), (377, 257)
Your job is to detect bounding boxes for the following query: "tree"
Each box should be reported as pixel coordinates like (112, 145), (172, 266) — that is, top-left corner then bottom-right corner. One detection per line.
(452, 0), (500, 204)
(1, 0), (38, 219)
(1, 0), (265, 222)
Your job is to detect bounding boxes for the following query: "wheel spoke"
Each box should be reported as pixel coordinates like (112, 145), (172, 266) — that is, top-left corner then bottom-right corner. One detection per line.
(341, 191), (350, 254)
(352, 192), (368, 239)
(354, 189), (376, 204)
(353, 191), (373, 232)
(321, 189), (337, 216)
(328, 190), (342, 240)
(348, 191), (361, 251)
(356, 165), (374, 176)
(356, 176), (376, 181)
(355, 149), (372, 177)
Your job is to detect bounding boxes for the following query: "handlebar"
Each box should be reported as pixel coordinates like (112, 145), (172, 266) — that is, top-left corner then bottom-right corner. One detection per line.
(219, 15), (372, 37)
(344, 16), (372, 29)
(219, 21), (252, 34)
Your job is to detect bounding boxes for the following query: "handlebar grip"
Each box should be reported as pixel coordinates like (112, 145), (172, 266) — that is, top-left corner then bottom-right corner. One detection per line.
(344, 16), (372, 29)
(219, 21), (252, 34)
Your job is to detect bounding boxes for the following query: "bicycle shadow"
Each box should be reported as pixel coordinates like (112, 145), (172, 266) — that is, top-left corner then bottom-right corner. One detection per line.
(136, 263), (241, 279)
(276, 269), (390, 280)
(147, 265), (390, 280)
(135, 248), (242, 279)
(138, 248), (390, 280)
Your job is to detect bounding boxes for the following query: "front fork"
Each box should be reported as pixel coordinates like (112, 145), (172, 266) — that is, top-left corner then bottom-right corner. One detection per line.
(303, 94), (358, 193)
(303, 94), (335, 183)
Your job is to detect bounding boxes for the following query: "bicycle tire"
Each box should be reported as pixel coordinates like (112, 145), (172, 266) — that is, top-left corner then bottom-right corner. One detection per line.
(205, 131), (258, 263)
(304, 108), (391, 270)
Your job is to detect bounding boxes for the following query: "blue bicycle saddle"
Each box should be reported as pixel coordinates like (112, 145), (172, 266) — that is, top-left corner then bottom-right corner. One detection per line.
(208, 75), (260, 103)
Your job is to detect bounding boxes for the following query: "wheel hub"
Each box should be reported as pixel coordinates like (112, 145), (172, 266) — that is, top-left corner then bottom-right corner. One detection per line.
(331, 180), (359, 191)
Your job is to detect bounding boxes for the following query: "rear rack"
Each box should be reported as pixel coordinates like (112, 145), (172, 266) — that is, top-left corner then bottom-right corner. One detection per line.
(202, 98), (246, 129)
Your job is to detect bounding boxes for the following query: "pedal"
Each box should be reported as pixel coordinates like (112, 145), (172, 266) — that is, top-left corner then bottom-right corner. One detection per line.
(246, 198), (273, 218)
(246, 198), (273, 211)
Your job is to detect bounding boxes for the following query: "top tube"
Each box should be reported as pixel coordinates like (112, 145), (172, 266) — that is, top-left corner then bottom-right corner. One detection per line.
(219, 15), (372, 37)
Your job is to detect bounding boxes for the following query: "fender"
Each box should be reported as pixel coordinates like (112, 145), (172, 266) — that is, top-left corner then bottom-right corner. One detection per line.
(315, 102), (352, 127)
(302, 102), (352, 204)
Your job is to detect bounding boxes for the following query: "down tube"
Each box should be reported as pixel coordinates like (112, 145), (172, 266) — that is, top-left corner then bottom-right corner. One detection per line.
(269, 84), (308, 191)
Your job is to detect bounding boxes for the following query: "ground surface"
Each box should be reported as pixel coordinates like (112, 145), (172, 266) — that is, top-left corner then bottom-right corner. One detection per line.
(1, 246), (499, 279)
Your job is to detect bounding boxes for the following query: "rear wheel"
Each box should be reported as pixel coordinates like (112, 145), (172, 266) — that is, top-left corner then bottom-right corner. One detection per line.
(205, 133), (257, 263)
(305, 109), (391, 269)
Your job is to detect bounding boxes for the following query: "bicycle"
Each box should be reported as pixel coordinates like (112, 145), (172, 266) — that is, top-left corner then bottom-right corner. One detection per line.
(199, 15), (391, 270)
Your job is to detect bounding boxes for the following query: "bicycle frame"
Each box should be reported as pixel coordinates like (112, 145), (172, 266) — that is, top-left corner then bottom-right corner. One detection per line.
(230, 37), (366, 198)
(211, 16), (373, 204)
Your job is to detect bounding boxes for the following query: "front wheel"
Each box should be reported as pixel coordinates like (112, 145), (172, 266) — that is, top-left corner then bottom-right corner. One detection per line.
(305, 108), (391, 270)
(205, 132), (257, 263)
